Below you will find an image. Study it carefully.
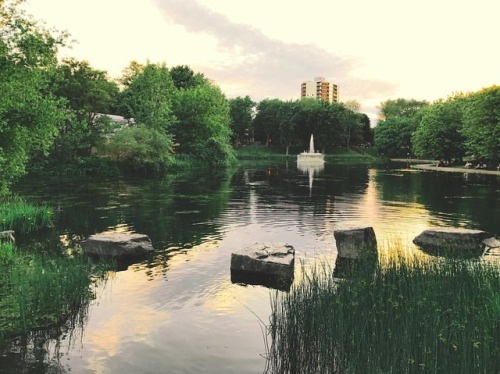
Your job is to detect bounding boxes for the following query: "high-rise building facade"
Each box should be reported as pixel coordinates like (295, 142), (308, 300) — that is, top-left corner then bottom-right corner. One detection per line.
(300, 77), (339, 103)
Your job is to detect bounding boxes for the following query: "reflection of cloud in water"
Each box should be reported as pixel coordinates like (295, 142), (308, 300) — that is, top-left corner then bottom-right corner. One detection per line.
(79, 270), (169, 372)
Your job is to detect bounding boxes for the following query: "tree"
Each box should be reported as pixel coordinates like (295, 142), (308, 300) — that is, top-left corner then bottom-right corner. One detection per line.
(171, 82), (235, 167)
(119, 62), (176, 132)
(51, 58), (119, 159)
(378, 98), (428, 121)
(374, 117), (416, 157)
(229, 96), (255, 146)
(104, 125), (173, 174)
(253, 99), (282, 146)
(461, 86), (500, 162)
(0, 0), (66, 193)
(170, 65), (206, 90)
(412, 98), (466, 161)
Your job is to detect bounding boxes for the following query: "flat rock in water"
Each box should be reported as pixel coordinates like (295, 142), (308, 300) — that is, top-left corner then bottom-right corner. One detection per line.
(231, 243), (295, 289)
(413, 227), (490, 254)
(81, 232), (154, 260)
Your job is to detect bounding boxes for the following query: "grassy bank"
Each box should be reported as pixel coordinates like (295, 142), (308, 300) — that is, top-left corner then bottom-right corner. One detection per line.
(0, 198), (53, 233)
(266, 254), (500, 373)
(0, 242), (110, 345)
(236, 144), (377, 162)
(0, 198), (110, 346)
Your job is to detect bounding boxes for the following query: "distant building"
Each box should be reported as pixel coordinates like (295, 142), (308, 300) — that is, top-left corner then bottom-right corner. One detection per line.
(300, 77), (339, 103)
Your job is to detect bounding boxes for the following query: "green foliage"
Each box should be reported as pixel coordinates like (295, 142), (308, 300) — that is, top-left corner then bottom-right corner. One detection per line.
(50, 58), (119, 160)
(119, 63), (176, 132)
(229, 95), (255, 146)
(268, 255), (500, 373)
(170, 64), (206, 90)
(0, 198), (53, 233)
(0, 2), (66, 194)
(0, 241), (13, 262)
(413, 98), (466, 161)
(374, 116), (416, 157)
(378, 98), (428, 121)
(103, 125), (174, 174)
(461, 85), (500, 161)
(172, 83), (235, 167)
(0, 245), (109, 345)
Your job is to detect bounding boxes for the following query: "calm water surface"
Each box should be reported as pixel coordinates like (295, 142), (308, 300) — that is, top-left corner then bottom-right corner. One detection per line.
(2, 162), (500, 373)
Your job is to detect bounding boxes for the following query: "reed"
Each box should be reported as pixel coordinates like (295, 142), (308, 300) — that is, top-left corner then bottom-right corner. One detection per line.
(0, 198), (53, 233)
(0, 243), (109, 345)
(266, 253), (500, 373)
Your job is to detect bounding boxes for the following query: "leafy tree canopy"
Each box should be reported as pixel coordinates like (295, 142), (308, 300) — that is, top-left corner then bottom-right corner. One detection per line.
(0, 0), (66, 193)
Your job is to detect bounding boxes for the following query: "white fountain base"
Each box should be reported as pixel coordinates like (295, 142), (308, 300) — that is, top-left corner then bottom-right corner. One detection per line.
(297, 153), (325, 163)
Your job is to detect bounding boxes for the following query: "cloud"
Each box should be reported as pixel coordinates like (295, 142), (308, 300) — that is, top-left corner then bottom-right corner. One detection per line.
(152, 0), (396, 103)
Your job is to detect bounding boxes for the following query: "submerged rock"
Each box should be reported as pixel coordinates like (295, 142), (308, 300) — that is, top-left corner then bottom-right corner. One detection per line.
(413, 227), (490, 256)
(230, 243), (295, 290)
(81, 232), (154, 260)
(333, 226), (378, 260)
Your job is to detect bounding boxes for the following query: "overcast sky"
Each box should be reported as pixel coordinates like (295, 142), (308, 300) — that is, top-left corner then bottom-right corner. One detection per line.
(23, 0), (500, 123)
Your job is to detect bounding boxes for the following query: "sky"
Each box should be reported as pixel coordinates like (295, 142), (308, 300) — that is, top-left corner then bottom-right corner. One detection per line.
(22, 0), (500, 124)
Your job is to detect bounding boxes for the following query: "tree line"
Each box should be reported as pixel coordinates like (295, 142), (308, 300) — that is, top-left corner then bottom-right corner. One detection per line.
(0, 1), (374, 194)
(374, 88), (500, 166)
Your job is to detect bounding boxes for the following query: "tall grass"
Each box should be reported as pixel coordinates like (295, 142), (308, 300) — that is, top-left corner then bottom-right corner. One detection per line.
(0, 198), (53, 233)
(266, 254), (500, 373)
(0, 242), (109, 345)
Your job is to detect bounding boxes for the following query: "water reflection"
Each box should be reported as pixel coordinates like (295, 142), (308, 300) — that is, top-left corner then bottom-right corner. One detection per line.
(296, 160), (325, 194)
(3, 163), (499, 373)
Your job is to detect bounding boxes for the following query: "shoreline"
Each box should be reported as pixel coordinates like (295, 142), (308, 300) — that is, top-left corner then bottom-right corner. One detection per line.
(390, 159), (500, 176)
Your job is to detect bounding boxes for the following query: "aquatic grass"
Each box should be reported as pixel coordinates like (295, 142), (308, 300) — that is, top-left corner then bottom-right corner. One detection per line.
(0, 245), (110, 345)
(266, 254), (500, 373)
(0, 198), (53, 233)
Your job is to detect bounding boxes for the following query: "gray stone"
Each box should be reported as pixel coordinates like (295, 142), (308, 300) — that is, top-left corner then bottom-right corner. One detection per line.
(413, 227), (490, 254)
(231, 242), (295, 277)
(482, 237), (500, 257)
(334, 226), (377, 259)
(81, 232), (154, 260)
(0, 230), (15, 242)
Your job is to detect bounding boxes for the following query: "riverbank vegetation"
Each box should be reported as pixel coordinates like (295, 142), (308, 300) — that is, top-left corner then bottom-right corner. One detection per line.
(0, 199), (111, 346)
(0, 242), (109, 345)
(374, 89), (500, 169)
(266, 253), (500, 373)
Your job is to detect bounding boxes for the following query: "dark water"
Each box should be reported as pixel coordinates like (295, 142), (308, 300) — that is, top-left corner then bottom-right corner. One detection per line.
(2, 162), (500, 373)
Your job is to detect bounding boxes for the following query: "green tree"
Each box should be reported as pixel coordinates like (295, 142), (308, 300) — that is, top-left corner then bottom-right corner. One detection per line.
(461, 86), (500, 162)
(253, 99), (282, 146)
(0, 0), (66, 193)
(412, 98), (466, 161)
(170, 65), (206, 90)
(104, 125), (173, 174)
(378, 98), (428, 121)
(51, 58), (119, 159)
(374, 117), (415, 157)
(172, 82), (235, 167)
(229, 96), (255, 146)
(119, 62), (176, 132)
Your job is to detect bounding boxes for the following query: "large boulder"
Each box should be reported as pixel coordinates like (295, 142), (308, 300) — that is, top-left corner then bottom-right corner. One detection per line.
(413, 227), (490, 256)
(333, 226), (377, 260)
(81, 232), (154, 261)
(231, 243), (295, 291)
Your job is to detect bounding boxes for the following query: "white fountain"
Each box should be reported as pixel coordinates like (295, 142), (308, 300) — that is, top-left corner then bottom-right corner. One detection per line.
(297, 134), (324, 164)
(297, 134), (325, 194)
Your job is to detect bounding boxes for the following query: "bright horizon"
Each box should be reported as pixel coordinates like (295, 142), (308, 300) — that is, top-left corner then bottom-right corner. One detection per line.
(22, 0), (500, 124)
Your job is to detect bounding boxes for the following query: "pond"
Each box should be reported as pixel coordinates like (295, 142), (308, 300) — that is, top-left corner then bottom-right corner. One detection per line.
(2, 161), (500, 373)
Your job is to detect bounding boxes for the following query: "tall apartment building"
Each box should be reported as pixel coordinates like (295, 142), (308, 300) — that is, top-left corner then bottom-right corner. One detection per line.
(300, 77), (339, 103)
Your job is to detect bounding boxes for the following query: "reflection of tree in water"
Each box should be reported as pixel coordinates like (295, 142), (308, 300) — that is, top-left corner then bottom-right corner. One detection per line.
(374, 168), (500, 236)
(0, 281), (102, 374)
